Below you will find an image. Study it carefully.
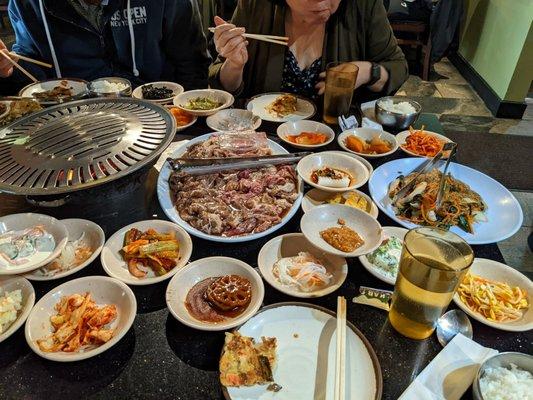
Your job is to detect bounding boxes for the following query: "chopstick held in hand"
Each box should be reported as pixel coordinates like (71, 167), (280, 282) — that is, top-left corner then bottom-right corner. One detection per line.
(0, 51), (38, 83)
(208, 27), (288, 46)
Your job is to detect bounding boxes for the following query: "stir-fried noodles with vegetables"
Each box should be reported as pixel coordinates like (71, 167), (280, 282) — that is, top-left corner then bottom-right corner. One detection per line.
(388, 169), (487, 233)
(457, 273), (528, 322)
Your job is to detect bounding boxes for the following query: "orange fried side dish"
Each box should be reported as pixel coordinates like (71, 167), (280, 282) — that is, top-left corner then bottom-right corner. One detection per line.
(37, 293), (117, 353)
(122, 228), (179, 278)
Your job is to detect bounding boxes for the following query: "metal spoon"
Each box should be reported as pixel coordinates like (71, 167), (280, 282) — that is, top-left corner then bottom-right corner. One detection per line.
(436, 309), (473, 347)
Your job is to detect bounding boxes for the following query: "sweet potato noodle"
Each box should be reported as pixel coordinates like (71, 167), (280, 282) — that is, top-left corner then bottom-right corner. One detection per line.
(169, 133), (299, 237)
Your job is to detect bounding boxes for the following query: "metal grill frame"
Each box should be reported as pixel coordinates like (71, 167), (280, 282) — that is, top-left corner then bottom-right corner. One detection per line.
(0, 98), (176, 195)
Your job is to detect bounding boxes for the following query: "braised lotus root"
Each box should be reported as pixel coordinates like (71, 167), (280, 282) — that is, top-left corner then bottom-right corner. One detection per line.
(206, 275), (252, 311)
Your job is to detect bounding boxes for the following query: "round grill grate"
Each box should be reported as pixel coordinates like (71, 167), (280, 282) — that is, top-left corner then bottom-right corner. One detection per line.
(0, 98), (175, 195)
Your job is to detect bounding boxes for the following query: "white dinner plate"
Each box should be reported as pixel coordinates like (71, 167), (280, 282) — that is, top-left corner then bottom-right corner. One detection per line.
(0, 276), (35, 343)
(223, 303), (382, 400)
(257, 233), (348, 298)
(358, 226), (408, 285)
(0, 213), (69, 275)
(157, 133), (304, 243)
(396, 129), (453, 158)
(24, 219), (104, 281)
(101, 220), (192, 286)
(453, 258), (533, 332)
(18, 78), (88, 104)
(246, 92), (316, 123)
(368, 158), (523, 245)
(166, 256), (264, 331)
(25, 276), (136, 362)
(301, 188), (379, 219)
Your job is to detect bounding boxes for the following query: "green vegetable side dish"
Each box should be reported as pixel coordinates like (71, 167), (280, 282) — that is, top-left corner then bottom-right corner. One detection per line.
(183, 97), (223, 111)
(365, 236), (403, 278)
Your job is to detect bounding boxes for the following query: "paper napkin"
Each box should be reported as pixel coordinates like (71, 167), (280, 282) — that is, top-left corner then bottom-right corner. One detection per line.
(399, 333), (498, 400)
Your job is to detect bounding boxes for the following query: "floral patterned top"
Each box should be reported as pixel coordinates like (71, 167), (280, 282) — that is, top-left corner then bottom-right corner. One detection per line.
(280, 50), (322, 100)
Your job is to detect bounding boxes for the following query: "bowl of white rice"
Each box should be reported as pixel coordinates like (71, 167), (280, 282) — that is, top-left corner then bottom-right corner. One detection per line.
(89, 77), (132, 97)
(472, 352), (533, 400)
(375, 96), (421, 131)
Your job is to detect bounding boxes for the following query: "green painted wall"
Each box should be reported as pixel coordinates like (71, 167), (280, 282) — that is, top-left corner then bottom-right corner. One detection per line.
(459, 0), (533, 102)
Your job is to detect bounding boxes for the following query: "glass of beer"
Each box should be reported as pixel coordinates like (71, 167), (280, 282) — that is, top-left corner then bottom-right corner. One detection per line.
(323, 62), (358, 125)
(388, 227), (474, 340)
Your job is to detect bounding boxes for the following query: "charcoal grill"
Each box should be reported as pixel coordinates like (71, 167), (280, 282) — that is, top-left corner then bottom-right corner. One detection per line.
(0, 98), (175, 195)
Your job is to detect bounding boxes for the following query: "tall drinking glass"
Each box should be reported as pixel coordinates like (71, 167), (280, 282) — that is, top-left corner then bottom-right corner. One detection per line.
(388, 227), (474, 340)
(322, 62), (358, 125)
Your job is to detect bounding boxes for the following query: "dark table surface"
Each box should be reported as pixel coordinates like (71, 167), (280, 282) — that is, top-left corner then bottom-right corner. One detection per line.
(0, 113), (531, 400)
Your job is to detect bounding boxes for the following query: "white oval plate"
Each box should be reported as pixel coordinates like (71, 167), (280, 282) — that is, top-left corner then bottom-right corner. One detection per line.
(300, 204), (383, 257)
(297, 152), (370, 193)
(206, 109), (261, 132)
(338, 128), (398, 158)
(223, 303), (381, 400)
(0, 213), (68, 275)
(358, 226), (408, 285)
(0, 276), (35, 343)
(25, 276), (137, 362)
(301, 188), (379, 219)
(396, 129), (453, 158)
(453, 258), (533, 332)
(101, 220), (192, 286)
(132, 81), (184, 104)
(173, 89), (234, 117)
(157, 133), (304, 243)
(368, 158), (523, 244)
(18, 78), (88, 104)
(24, 219), (104, 281)
(277, 120), (335, 150)
(166, 256), (264, 331)
(324, 150), (373, 176)
(246, 92), (316, 123)
(258, 233), (347, 298)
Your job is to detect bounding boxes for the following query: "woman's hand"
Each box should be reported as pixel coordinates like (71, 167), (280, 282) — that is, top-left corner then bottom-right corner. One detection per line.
(315, 61), (387, 95)
(213, 16), (248, 68)
(0, 40), (15, 78)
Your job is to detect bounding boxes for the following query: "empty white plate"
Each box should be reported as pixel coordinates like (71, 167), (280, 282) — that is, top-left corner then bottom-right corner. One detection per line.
(300, 204), (382, 257)
(25, 276), (136, 362)
(0, 276), (35, 343)
(258, 233), (348, 298)
(453, 258), (533, 332)
(166, 256), (264, 331)
(101, 220), (192, 286)
(223, 303), (381, 400)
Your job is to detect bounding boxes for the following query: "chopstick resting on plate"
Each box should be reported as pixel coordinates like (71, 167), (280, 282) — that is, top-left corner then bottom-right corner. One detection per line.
(334, 296), (347, 400)
(208, 27), (289, 46)
(0, 51), (38, 83)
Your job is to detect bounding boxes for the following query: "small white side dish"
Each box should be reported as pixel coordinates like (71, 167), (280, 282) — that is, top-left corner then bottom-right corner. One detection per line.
(25, 276), (136, 362)
(173, 89), (234, 117)
(132, 81), (184, 104)
(297, 152), (369, 192)
(277, 120), (335, 149)
(25, 218), (104, 281)
(258, 233), (347, 298)
(0, 276), (35, 343)
(301, 188), (379, 218)
(338, 128), (398, 158)
(166, 256), (264, 331)
(101, 220), (192, 286)
(396, 129), (452, 158)
(453, 258), (533, 332)
(0, 213), (68, 275)
(300, 204), (383, 257)
(358, 226), (408, 285)
(206, 109), (261, 132)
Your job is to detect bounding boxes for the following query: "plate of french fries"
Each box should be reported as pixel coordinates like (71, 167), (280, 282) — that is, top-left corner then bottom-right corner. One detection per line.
(100, 220), (193, 285)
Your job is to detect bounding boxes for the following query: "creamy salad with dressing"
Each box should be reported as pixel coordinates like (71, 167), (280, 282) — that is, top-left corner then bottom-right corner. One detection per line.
(0, 226), (55, 268)
(365, 235), (403, 279)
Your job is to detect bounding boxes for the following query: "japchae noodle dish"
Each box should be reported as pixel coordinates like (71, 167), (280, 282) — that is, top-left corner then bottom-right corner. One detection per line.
(388, 169), (487, 233)
(169, 132), (299, 237)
